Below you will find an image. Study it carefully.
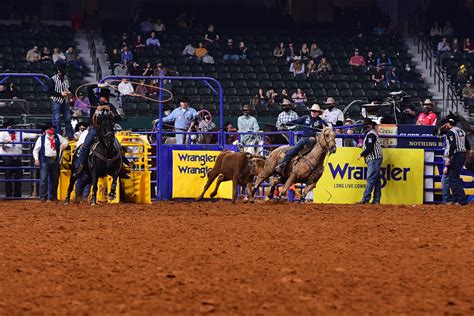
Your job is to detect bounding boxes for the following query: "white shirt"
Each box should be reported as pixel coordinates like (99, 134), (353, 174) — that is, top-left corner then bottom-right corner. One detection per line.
(0, 131), (39, 155)
(322, 107), (344, 126)
(118, 82), (134, 96)
(77, 129), (89, 147)
(33, 133), (68, 160)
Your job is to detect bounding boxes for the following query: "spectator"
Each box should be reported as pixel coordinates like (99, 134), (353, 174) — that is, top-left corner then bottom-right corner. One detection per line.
(237, 104), (260, 145)
(300, 43), (310, 61)
(204, 24), (220, 49)
(133, 35), (146, 54)
(343, 118), (357, 147)
(162, 97), (197, 144)
(457, 65), (469, 84)
(386, 67), (400, 86)
(71, 55), (85, 72)
(290, 58), (305, 78)
(74, 121), (88, 140)
(430, 21), (442, 37)
(198, 114), (216, 132)
(195, 42), (208, 60)
(416, 99), (438, 126)
(437, 37), (451, 63)
(442, 21), (454, 37)
(120, 33), (131, 49)
(153, 18), (166, 32)
(130, 62), (142, 76)
(0, 119), (38, 198)
(26, 46), (40, 62)
(376, 51), (392, 72)
(65, 47), (76, 64)
(114, 63), (129, 76)
(118, 78), (134, 96)
(146, 32), (161, 48)
(224, 121), (238, 144)
(276, 99), (299, 130)
(223, 39), (241, 62)
(183, 42), (196, 59)
(322, 97), (344, 126)
(452, 38), (461, 54)
(273, 42), (286, 59)
(291, 88), (307, 109)
(40, 46), (52, 63)
(153, 62), (170, 77)
(400, 64), (417, 83)
(372, 65), (385, 87)
(33, 123), (68, 202)
(0, 83), (17, 100)
(317, 57), (332, 77)
(250, 88), (268, 109)
(462, 81), (474, 108)
(366, 51), (377, 71)
(142, 62), (153, 76)
(176, 12), (189, 31)
(110, 48), (122, 66)
(239, 41), (248, 59)
(464, 38), (473, 53)
(281, 88), (289, 101)
(266, 88), (277, 106)
(135, 79), (148, 96)
(121, 46), (134, 64)
(349, 49), (366, 71)
(309, 43), (323, 61)
(49, 65), (74, 139)
(306, 59), (317, 78)
(72, 93), (90, 117)
(52, 47), (66, 65)
(373, 23), (386, 36)
(141, 17), (154, 34)
(286, 43), (297, 62)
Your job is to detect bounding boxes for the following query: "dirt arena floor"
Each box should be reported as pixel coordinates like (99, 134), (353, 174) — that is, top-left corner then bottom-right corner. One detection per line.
(1, 200), (474, 315)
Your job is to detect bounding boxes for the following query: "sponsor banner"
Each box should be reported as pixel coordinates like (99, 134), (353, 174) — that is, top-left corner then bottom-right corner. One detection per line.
(313, 147), (424, 204)
(378, 124), (398, 147)
(172, 150), (232, 199)
(397, 125), (444, 148)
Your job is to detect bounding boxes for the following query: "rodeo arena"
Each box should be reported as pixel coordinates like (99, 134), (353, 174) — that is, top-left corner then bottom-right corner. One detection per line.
(1, 0), (474, 314)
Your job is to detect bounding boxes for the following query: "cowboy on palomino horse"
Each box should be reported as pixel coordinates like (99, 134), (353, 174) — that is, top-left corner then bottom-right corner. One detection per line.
(274, 103), (328, 175)
(252, 122), (337, 203)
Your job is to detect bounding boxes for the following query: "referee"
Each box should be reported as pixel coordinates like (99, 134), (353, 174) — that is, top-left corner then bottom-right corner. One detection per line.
(357, 118), (383, 204)
(442, 118), (471, 205)
(49, 64), (74, 139)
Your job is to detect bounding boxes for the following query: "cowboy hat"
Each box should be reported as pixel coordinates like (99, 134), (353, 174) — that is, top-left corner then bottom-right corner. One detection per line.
(324, 97), (336, 105)
(423, 99), (434, 105)
(242, 104), (251, 111)
(2, 118), (15, 128)
(281, 99), (293, 106)
(309, 103), (323, 112)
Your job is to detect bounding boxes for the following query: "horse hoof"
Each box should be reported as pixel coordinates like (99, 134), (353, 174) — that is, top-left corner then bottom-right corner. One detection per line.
(108, 194), (116, 200)
(264, 197), (271, 202)
(64, 199), (70, 205)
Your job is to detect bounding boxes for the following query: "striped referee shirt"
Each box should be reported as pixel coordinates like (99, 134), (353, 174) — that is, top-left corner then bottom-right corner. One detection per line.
(361, 129), (383, 162)
(50, 74), (71, 104)
(445, 126), (470, 158)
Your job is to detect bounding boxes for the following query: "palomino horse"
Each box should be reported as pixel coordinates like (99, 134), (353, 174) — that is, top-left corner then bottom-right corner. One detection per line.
(252, 126), (337, 202)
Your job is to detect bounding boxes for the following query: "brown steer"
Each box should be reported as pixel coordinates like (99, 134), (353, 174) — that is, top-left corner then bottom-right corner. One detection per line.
(196, 150), (265, 203)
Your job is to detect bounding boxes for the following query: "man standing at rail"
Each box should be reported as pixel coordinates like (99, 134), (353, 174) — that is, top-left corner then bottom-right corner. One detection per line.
(237, 104), (260, 146)
(416, 99), (438, 126)
(162, 97), (197, 145)
(442, 117), (471, 205)
(357, 118), (383, 204)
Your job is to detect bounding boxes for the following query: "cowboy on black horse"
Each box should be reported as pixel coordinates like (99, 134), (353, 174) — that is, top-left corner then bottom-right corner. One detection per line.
(73, 83), (129, 178)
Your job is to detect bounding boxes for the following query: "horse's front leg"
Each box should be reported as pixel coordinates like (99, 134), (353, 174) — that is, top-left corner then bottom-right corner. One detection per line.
(278, 174), (296, 199)
(90, 171), (98, 205)
(108, 173), (119, 200)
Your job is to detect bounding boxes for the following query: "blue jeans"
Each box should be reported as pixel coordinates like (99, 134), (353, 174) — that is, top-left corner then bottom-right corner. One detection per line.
(75, 127), (98, 169)
(51, 101), (74, 139)
(223, 54), (240, 61)
(281, 137), (314, 164)
(3, 156), (22, 197)
(442, 153), (467, 204)
(40, 158), (60, 200)
(362, 158), (382, 203)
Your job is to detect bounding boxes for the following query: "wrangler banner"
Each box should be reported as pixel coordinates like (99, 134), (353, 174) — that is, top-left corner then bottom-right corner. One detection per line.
(313, 147), (424, 204)
(172, 150), (232, 199)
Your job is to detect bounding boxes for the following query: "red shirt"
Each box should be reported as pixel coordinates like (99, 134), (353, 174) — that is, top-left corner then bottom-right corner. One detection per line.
(416, 112), (438, 126)
(349, 55), (365, 66)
